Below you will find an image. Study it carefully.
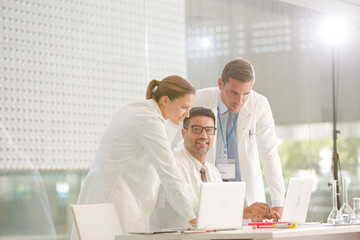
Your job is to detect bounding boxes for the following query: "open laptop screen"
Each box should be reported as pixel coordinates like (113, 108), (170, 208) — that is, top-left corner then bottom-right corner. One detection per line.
(281, 178), (314, 224)
(197, 182), (246, 230)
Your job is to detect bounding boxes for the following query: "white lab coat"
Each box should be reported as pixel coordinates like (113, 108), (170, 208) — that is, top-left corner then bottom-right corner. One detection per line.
(150, 147), (222, 231)
(70, 99), (195, 239)
(191, 87), (285, 206)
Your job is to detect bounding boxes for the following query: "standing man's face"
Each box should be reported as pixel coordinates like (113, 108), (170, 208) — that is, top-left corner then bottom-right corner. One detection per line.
(182, 116), (215, 161)
(218, 77), (254, 113)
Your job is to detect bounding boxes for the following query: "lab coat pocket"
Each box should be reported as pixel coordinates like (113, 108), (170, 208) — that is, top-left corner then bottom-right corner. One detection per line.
(244, 128), (257, 157)
(248, 128), (256, 141)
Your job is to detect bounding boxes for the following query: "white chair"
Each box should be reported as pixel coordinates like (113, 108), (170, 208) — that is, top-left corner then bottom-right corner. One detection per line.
(70, 203), (123, 240)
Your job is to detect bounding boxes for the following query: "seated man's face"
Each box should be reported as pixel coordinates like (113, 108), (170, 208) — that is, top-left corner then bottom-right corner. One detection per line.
(182, 116), (215, 157)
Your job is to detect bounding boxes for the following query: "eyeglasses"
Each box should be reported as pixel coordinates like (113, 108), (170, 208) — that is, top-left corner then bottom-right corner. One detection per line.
(185, 125), (216, 135)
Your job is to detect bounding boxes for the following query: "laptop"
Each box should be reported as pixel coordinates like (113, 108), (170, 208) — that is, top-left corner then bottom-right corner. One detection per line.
(280, 178), (314, 224)
(196, 182), (246, 230)
(129, 182), (246, 235)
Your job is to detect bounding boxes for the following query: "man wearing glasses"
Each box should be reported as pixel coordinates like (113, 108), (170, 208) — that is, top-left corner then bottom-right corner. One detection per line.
(150, 107), (273, 231)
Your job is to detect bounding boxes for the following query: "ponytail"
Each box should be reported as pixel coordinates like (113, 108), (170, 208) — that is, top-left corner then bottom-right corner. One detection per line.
(146, 79), (160, 100)
(145, 75), (195, 102)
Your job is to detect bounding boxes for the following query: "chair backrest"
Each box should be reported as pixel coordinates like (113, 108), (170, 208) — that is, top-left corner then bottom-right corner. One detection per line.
(71, 203), (123, 240)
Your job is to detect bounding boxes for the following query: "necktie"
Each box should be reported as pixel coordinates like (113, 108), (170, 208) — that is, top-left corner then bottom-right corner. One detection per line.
(200, 166), (208, 182)
(227, 111), (241, 181)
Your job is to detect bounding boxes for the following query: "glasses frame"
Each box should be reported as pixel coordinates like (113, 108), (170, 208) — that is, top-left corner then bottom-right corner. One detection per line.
(185, 125), (216, 135)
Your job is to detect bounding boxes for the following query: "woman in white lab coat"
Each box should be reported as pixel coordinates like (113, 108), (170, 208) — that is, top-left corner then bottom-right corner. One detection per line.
(70, 75), (197, 238)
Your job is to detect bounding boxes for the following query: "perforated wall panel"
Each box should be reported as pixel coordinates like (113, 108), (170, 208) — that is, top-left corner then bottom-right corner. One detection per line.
(0, 0), (187, 170)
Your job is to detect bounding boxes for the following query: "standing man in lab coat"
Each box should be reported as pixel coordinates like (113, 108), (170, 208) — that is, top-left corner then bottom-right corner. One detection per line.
(190, 59), (285, 218)
(150, 107), (276, 230)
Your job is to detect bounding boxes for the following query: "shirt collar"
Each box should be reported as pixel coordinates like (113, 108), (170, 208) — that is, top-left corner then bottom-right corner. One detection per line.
(184, 147), (206, 171)
(218, 91), (228, 115)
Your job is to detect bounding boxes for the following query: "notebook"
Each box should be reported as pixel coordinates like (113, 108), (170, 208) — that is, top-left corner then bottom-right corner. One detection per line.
(280, 178), (314, 224)
(196, 182), (246, 230)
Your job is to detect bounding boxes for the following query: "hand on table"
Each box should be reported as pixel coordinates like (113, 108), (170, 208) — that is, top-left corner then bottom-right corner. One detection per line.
(244, 203), (283, 222)
(243, 202), (270, 220)
(189, 218), (197, 229)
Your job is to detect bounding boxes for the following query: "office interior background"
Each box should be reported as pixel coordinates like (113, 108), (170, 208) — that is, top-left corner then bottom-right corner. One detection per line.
(1, 0), (360, 239)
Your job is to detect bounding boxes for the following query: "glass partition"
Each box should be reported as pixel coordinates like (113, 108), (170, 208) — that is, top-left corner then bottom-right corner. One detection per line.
(1, 0), (359, 239)
(185, 0), (360, 223)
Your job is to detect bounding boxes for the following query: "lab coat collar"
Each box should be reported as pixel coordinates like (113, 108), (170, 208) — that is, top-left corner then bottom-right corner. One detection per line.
(147, 98), (166, 122)
(184, 147), (207, 172)
(217, 91), (228, 116)
(147, 98), (181, 142)
(240, 91), (252, 118)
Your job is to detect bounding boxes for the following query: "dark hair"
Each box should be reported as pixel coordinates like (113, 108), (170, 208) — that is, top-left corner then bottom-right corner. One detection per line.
(221, 58), (255, 85)
(146, 75), (195, 102)
(183, 107), (216, 128)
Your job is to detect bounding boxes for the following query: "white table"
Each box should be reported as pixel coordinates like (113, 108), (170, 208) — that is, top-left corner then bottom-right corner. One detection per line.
(115, 225), (360, 240)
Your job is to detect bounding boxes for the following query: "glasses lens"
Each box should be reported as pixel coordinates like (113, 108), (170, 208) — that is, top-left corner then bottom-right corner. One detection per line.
(192, 126), (203, 134)
(205, 127), (215, 135)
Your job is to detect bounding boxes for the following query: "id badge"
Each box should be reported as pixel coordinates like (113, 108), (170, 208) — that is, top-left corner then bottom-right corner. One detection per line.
(217, 159), (236, 179)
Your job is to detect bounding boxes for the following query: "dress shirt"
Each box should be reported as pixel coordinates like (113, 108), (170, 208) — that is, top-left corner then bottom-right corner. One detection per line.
(215, 92), (283, 208)
(216, 93), (230, 165)
(186, 150), (223, 183)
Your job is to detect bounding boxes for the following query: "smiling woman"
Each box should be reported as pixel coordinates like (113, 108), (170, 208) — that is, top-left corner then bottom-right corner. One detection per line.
(147, 75), (196, 125)
(70, 75), (197, 239)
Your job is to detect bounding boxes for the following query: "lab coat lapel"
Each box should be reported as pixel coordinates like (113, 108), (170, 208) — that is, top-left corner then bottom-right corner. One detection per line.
(206, 96), (219, 165)
(236, 107), (251, 145)
(236, 106), (251, 181)
(148, 98), (178, 143)
(166, 121), (180, 143)
(184, 149), (202, 194)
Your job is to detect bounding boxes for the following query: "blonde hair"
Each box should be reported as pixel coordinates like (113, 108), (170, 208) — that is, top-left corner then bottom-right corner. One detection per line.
(146, 75), (195, 102)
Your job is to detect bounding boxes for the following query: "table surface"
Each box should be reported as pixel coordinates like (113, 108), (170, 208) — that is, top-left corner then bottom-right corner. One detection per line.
(115, 224), (360, 240)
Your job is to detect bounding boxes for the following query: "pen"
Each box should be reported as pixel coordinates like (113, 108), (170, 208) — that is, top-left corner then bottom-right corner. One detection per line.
(249, 129), (251, 139)
(206, 228), (237, 232)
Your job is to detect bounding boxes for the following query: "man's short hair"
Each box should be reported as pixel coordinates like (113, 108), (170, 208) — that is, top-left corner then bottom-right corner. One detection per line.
(221, 58), (255, 85)
(183, 107), (216, 128)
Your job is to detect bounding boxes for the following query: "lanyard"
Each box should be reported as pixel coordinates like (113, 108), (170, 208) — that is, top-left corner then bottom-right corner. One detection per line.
(217, 106), (239, 161)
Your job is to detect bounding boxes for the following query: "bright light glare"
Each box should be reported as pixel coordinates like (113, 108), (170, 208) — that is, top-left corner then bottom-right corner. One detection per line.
(318, 17), (351, 46)
(200, 37), (211, 48)
(56, 182), (70, 194)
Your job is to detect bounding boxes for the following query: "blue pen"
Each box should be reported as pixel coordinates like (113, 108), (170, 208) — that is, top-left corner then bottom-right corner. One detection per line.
(249, 129), (251, 139)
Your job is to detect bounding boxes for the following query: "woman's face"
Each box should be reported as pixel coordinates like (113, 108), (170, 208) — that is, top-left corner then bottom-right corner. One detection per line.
(161, 93), (195, 125)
